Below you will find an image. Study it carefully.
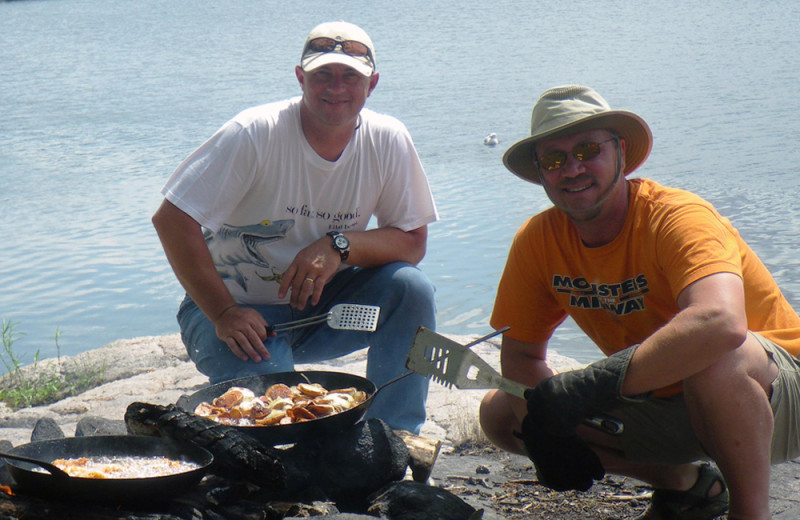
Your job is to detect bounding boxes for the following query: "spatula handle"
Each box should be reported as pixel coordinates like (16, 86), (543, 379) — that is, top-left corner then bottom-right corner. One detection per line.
(268, 314), (330, 334)
(463, 326), (510, 349)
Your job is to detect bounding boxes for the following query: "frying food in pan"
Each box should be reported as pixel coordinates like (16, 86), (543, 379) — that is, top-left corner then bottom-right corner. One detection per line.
(49, 455), (202, 479)
(3, 435), (213, 504)
(194, 382), (368, 427)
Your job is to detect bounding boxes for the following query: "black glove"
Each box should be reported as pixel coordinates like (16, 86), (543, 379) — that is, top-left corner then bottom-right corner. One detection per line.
(525, 344), (645, 436)
(513, 345), (646, 491)
(514, 414), (604, 491)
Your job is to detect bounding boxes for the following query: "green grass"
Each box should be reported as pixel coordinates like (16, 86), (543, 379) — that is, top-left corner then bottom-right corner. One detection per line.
(0, 320), (107, 411)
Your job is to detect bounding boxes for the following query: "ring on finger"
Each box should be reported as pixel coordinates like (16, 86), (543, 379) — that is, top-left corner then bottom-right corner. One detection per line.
(304, 277), (315, 284)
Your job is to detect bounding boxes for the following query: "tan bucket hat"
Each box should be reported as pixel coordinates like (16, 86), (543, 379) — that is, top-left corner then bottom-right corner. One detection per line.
(503, 85), (653, 184)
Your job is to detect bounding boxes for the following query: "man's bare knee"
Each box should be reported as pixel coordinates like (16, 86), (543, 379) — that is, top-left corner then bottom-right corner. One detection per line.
(684, 334), (776, 397)
(480, 390), (525, 454)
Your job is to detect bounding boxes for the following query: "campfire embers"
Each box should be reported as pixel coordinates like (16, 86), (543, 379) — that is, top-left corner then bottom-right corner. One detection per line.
(0, 404), (483, 519)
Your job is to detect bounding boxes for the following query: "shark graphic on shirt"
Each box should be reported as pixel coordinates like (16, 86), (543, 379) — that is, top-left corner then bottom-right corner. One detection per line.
(204, 219), (295, 293)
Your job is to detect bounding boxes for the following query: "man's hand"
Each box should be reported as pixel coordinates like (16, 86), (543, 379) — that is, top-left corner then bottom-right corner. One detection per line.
(525, 344), (644, 436)
(524, 378), (589, 436)
(278, 237), (341, 309)
(515, 414), (604, 491)
(213, 305), (271, 362)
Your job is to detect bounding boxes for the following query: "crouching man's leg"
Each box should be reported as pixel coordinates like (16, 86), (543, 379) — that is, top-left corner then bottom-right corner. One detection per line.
(676, 332), (778, 519)
(480, 389), (525, 454)
(358, 263), (436, 434)
(480, 332), (800, 520)
(595, 333), (793, 520)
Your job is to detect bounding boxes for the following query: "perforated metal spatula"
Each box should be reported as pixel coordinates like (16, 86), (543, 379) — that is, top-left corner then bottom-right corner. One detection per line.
(406, 327), (624, 435)
(407, 327), (527, 396)
(267, 304), (380, 334)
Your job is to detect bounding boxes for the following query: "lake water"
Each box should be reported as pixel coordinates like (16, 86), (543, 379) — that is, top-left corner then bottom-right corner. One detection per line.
(2, 0), (799, 367)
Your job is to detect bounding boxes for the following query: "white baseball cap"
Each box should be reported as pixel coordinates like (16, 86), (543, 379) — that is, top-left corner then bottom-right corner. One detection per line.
(300, 21), (376, 77)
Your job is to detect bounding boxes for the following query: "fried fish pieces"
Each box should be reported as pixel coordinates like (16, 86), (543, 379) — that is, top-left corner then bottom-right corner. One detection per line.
(194, 381), (368, 426)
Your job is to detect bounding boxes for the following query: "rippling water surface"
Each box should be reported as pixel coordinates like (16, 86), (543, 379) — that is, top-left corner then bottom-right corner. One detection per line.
(1, 0), (799, 366)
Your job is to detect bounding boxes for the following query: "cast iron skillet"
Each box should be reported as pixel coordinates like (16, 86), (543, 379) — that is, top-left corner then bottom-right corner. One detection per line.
(2, 435), (213, 504)
(176, 370), (388, 446)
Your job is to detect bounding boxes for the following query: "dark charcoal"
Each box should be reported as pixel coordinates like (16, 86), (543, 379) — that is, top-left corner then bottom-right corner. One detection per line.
(0, 439), (13, 485)
(368, 481), (481, 520)
(279, 418), (409, 510)
(124, 402), (286, 489)
(269, 500), (340, 518)
(75, 416), (127, 437)
(30, 417), (65, 442)
(286, 515), (375, 520)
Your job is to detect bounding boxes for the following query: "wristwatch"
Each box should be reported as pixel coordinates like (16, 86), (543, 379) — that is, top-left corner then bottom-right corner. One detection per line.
(326, 231), (350, 261)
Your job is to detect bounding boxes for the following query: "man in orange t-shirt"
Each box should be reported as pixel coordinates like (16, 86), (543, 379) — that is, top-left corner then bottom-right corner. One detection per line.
(480, 85), (800, 520)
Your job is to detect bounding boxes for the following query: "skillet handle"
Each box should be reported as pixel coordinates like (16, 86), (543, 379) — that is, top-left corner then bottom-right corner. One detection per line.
(0, 451), (71, 480)
(373, 370), (415, 395)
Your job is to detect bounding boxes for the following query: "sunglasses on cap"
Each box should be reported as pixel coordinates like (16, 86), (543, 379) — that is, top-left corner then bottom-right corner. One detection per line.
(536, 137), (617, 172)
(305, 37), (373, 61)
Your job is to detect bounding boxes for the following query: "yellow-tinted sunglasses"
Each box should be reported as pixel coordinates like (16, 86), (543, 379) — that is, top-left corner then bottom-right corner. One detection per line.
(537, 137), (617, 171)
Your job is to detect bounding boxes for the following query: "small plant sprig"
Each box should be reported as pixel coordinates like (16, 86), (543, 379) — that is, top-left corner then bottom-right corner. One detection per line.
(1, 320), (26, 376)
(0, 320), (106, 410)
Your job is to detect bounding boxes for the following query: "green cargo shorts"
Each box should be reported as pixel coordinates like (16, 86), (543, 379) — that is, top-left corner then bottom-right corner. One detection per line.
(603, 332), (800, 465)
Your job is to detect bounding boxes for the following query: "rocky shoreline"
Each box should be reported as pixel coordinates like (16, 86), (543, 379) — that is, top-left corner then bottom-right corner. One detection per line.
(0, 332), (584, 448)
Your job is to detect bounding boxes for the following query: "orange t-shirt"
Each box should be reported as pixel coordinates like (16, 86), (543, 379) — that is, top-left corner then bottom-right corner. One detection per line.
(491, 179), (800, 384)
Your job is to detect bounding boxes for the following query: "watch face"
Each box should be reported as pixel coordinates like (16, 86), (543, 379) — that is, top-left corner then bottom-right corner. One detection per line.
(334, 235), (349, 249)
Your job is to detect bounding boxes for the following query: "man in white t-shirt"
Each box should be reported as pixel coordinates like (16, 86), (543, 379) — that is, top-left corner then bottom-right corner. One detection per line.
(151, 21), (438, 433)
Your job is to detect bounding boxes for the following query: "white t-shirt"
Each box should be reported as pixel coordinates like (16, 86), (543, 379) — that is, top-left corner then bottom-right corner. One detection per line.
(161, 97), (438, 305)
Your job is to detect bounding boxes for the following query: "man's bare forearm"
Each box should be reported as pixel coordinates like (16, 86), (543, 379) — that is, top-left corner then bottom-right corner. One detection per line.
(151, 200), (236, 322)
(345, 226), (428, 267)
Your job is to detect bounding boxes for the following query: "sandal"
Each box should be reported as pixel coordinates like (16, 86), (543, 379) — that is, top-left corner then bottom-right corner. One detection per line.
(635, 462), (729, 520)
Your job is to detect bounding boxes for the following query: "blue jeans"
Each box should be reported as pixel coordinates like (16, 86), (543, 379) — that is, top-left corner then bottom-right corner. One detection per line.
(177, 262), (436, 434)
